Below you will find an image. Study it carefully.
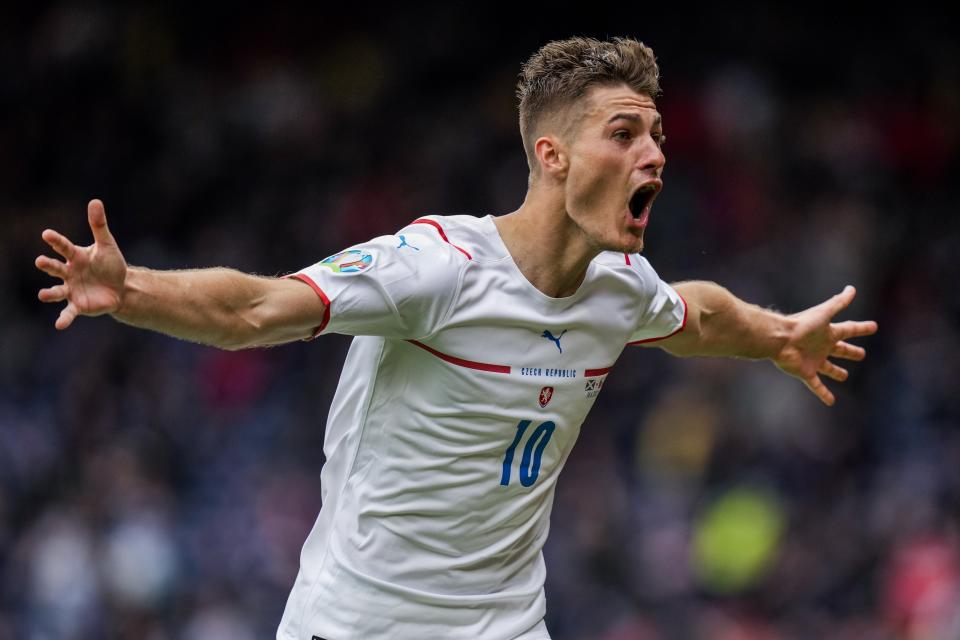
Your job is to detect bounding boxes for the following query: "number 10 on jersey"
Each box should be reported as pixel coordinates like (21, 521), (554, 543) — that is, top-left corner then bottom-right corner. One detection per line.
(500, 420), (556, 487)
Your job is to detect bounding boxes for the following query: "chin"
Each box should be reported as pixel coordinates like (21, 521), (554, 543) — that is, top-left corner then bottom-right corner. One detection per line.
(582, 219), (645, 254)
(613, 232), (645, 255)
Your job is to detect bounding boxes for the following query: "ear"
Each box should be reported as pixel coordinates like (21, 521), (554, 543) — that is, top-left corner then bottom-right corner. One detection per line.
(534, 135), (569, 180)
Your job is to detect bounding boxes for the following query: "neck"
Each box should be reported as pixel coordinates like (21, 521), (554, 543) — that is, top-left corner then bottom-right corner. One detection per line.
(493, 184), (600, 298)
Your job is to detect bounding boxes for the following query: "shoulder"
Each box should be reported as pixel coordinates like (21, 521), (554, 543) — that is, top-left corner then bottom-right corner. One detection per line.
(400, 214), (507, 263)
(398, 215), (479, 261)
(592, 251), (662, 294)
(350, 215), (486, 304)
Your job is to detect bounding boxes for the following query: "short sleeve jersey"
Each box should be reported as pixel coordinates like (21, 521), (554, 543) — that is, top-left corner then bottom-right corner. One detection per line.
(277, 214), (686, 640)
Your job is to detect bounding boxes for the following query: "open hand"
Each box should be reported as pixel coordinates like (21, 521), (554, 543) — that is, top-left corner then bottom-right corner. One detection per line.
(773, 285), (878, 406)
(36, 199), (127, 330)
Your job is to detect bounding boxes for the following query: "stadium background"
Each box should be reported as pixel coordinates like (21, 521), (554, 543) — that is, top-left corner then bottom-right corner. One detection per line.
(2, 4), (959, 639)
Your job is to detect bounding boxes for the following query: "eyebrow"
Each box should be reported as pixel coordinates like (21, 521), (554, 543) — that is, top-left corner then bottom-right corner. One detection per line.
(606, 113), (662, 127)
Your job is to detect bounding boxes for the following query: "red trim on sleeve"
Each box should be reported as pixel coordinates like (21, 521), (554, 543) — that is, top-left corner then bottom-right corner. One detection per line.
(585, 365), (614, 377)
(406, 340), (510, 374)
(624, 253), (632, 265)
(627, 293), (688, 346)
(284, 273), (331, 338)
(410, 218), (473, 260)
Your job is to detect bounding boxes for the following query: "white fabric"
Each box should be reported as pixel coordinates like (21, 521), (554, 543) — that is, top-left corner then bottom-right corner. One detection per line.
(277, 214), (685, 640)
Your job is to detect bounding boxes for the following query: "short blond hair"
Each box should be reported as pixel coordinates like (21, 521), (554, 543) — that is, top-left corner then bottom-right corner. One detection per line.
(517, 36), (661, 176)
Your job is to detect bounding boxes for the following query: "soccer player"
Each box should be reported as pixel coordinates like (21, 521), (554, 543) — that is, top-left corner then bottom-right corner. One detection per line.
(35, 37), (876, 640)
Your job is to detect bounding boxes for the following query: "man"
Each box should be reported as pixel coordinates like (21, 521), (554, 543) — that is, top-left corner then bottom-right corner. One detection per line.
(35, 37), (876, 640)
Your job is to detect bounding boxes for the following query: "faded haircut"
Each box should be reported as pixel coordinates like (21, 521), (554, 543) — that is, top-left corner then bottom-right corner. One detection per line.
(516, 36), (661, 178)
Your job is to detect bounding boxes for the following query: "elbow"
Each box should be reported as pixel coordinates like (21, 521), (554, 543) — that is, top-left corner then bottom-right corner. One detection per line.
(215, 332), (255, 351)
(217, 313), (264, 351)
(219, 339), (252, 352)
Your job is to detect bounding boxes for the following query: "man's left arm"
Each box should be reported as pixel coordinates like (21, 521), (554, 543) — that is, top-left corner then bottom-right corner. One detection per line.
(647, 281), (878, 406)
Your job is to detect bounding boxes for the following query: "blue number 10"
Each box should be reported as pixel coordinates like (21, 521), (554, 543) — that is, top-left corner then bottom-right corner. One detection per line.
(500, 420), (556, 487)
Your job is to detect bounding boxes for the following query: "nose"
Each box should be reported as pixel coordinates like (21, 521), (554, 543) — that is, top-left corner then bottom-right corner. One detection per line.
(638, 137), (665, 174)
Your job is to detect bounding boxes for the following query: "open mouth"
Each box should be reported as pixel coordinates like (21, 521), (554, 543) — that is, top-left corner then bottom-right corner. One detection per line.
(629, 182), (660, 220)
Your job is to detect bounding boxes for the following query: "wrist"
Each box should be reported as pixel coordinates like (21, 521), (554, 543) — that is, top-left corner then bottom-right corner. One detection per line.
(113, 266), (144, 320)
(766, 311), (798, 360)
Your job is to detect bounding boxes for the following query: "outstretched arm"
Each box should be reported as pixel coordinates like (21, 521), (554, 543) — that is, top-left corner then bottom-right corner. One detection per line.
(35, 199), (326, 350)
(647, 281), (878, 406)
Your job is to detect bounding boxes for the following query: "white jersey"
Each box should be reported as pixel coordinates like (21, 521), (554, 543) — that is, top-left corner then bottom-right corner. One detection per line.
(277, 214), (686, 640)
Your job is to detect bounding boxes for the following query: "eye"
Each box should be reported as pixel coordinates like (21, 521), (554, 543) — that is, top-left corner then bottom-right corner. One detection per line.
(613, 129), (632, 141)
(652, 131), (666, 146)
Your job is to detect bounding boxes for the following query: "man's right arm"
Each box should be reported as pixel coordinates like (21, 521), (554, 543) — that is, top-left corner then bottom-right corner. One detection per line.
(114, 267), (325, 350)
(36, 199), (326, 350)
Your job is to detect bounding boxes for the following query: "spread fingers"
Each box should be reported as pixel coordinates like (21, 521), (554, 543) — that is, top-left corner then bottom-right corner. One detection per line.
(35, 255), (67, 279)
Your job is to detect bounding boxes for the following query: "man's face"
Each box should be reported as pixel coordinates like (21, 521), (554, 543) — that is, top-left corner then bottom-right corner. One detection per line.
(560, 84), (665, 254)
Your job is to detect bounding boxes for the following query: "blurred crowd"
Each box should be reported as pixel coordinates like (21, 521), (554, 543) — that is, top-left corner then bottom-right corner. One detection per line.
(2, 4), (959, 639)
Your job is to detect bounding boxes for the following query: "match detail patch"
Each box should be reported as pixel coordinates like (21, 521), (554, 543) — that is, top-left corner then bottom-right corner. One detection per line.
(317, 249), (374, 274)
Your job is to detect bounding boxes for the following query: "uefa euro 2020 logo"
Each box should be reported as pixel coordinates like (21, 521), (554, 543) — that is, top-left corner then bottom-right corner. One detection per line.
(318, 250), (374, 274)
